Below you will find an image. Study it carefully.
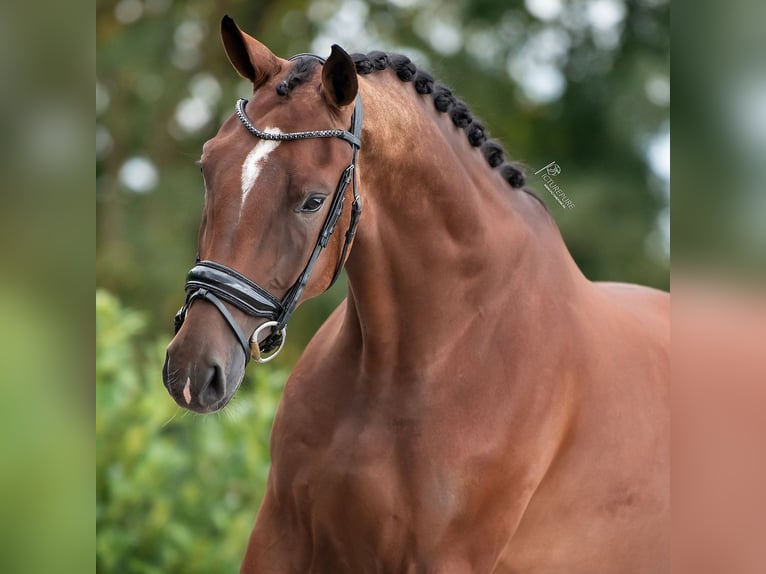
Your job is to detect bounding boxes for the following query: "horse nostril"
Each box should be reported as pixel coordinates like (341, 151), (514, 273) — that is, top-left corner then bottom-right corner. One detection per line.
(199, 364), (226, 407)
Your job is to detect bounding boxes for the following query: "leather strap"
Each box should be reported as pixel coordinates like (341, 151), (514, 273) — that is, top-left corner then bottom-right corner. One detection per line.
(189, 289), (251, 357)
(184, 260), (283, 318)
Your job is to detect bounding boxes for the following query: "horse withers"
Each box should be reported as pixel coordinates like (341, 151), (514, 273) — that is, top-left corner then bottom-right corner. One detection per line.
(163, 15), (669, 573)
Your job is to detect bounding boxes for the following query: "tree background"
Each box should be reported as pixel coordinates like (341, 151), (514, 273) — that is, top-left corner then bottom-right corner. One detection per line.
(96, 0), (668, 571)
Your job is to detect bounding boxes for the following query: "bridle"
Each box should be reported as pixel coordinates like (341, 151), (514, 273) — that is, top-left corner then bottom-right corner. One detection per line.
(173, 54), (363, 364)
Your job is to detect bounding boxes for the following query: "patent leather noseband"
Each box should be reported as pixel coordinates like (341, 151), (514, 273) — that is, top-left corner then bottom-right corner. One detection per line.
(174, 54), (363, 364)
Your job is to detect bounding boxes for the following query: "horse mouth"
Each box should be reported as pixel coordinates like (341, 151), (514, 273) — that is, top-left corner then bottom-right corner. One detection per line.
(162, 352), (245, 414)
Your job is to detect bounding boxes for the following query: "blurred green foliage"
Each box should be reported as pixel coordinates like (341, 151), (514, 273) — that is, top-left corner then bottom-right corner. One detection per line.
(96, 290), (287, 573)
(673, 0), (766, 279)
(0, 286), (91, 574)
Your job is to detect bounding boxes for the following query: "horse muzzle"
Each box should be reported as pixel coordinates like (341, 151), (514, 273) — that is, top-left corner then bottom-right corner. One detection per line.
(162, 327), (246, 414)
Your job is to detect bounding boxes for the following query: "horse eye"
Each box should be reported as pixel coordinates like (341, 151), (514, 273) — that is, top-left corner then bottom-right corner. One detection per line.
(300, 195), (326, 213)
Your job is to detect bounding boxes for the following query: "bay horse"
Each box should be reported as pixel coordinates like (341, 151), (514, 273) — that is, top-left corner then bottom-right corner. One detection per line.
(163, 15), (669, 573)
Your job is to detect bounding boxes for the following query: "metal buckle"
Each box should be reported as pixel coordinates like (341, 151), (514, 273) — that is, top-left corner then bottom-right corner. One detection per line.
(250, 321), (287, 363)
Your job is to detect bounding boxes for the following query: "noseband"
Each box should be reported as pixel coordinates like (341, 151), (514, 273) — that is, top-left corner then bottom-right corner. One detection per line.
(174, 54), (363, 364)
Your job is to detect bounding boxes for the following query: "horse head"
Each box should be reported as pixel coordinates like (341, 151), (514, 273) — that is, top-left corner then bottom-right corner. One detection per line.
(163, 16), (361, 413)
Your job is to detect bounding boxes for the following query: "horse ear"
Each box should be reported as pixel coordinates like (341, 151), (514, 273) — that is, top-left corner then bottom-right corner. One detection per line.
(220, 15), (280, 87)
(322, 45), (358, 108)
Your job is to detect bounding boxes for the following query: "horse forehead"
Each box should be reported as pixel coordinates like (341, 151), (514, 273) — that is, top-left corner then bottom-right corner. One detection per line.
(240, 129), (282, 200)
(201, 94), (341, 180)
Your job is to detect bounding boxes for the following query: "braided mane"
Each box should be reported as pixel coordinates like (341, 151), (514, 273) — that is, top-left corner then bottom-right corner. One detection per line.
(279, 53), (542, 203)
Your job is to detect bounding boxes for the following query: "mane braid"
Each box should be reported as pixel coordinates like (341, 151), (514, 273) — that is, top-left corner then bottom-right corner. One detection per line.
(349, 50), (545, 208)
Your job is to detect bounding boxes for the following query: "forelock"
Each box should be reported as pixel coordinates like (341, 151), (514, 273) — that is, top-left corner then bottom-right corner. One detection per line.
(275, 57), (320, 97)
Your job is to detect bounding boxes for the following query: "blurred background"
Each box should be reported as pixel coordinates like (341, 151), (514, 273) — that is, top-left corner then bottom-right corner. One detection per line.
(96, 0), (668, 571)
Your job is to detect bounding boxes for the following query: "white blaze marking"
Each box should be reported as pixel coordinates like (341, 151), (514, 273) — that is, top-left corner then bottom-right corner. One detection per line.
(183, 377), (192, 405)
(240, 129), (281, 205)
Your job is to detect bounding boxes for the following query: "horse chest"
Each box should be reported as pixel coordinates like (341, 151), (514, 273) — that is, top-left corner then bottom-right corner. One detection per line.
(275, 399), (483, 558)
(295, 420), (433, 518)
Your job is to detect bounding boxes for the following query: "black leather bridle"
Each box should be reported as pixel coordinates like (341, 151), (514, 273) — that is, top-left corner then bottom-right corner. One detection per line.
(173, 54), (363, 364)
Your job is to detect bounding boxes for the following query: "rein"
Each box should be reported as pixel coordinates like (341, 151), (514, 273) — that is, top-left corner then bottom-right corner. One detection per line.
(174, 54), (363, 364)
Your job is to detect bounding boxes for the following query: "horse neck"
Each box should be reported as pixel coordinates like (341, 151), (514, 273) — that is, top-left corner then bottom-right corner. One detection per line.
(342, 75), (585, 373)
